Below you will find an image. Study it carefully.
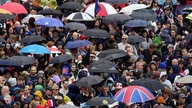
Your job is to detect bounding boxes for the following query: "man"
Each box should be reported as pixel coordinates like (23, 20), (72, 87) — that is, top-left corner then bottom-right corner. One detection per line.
(43, 87), (56, 107)
(28, 66), (38, 84)
(174, 14), (188, 35)
(117, 34), (129, 50)
(52, 84), (63, 99)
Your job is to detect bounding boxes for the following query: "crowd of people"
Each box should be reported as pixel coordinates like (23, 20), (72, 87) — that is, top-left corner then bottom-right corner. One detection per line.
(0, 0), (192, 108)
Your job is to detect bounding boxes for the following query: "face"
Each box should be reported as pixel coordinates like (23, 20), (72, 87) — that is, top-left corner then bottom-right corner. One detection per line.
(5, 43), (11, 49)
(98, 44), (103, 50)
(38, 77), (43, 83)
(30, 66), (37, 75)
(150, 64), (157, 70)
(34, 95), (40, 101)
(72, 32), (78, 40)
(8, 27), (13, 34)
(48, 80), (54, 87)
(172, 59), (178, 65)
(13, 72), (19, 78)
(177, 15), (183, 22)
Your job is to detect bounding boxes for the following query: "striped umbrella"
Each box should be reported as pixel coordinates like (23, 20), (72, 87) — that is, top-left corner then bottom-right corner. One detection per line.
(66, 12), (94, 21)
(113, 86), (155, 103)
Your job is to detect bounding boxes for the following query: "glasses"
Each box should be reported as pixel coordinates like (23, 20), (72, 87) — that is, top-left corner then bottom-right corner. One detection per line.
(122, 38), (127, 40)
(189, 57), (192, 59)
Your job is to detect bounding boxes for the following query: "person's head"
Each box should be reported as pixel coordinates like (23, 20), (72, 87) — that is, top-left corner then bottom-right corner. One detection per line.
(13, 101), (21, 108)
(167, 44), (174, 52)
(4, 69), (11, 79)
(0, 76), (5, 85)
(102, 86), (109, 95)
(149, 44), (156, 53)
(1, 86), (9, 95)
(172, 59), (178, 65)
(141, 30), (148, 38)
(121, 34), (128, 43)
(170, 29), (177, 38)
(159, 71), (167, 81)
(80, 86), (89, 93)
(178, 93), (186, 103)
(176, 14), (183, 22)
(24, 86), (31, 95)
(45, 87), (53, 96)
(136, 61), (144, 71)
(72, 32), (79, 40)
(52, 29), (59, 38)
(162, 87), (171, 98)
(52, 84), (59, 95)
(30, 65), (37, 75)
(34, 90), (43, 101)
(17, 76), (24, 85)
(47, 79), (54, 87)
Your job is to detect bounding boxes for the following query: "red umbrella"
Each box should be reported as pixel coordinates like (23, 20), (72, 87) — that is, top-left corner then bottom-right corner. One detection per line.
(0, 2), (27, 14)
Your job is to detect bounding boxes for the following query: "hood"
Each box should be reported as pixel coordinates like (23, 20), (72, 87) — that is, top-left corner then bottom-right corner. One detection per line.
(34, 90), (43, 99)
(68, 84), (80, 94)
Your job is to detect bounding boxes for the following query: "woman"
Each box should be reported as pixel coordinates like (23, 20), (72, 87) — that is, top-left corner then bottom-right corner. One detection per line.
(30, 90), (47, 108)
(139, 30), (153, 52)
(4, 42), (14, 57)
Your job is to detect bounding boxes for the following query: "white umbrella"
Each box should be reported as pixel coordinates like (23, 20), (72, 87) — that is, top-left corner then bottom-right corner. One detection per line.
(66, 12), (94, 21)
(22, 15), (45, 24)
(119, 4), (148, 15)
(175, 75), (192, 84)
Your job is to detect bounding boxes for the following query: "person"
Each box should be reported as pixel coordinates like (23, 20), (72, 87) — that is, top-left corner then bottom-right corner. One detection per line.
(1, 86), (11, 105)
(139, 30), (153, 51)
(30, 90), (47, 108)
(27, 66), (38, 84)
(159, 71), (172, 90)
(117, 34), (129, 50)
(161, 87), (175, 107)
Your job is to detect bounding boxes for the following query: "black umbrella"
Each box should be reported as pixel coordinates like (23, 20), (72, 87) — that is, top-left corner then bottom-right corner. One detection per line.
(103, 13), (132, 24)
(155, 106), (172, 108)
(186, 103), (192, 108)
(20, 35), (46, 44)
(128, 79), (164, 92)
(183, 33), (192, 40)
(57, 104), (79, 108)
(59, 1), (84, 10)
(82, 29), (109, 39)
(75, 75), (104, 87)
(0, 59), (17, 66)
(0, 0), (7, 5)
(86, 97), (116, 106)
(127, 35), (145, 43)
(89, 59), (117, 68)
(65, 22), (87, 31)
(97, 49), (127, 59)
(136, 9), (155, 14)
(124, 19), (148, 27)
(38, 8), (62, 15)
(88, 62), (118, 73)
(0, 37), (5, 43)
(8, 56), (35, 66)
(130, 11), (157, 21)
(0, 14), (15, 20)
(105, 0), (129, 4)
(49, 54), (74, 64)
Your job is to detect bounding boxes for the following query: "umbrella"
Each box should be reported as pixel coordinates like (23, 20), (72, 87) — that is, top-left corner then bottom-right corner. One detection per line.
(57, 104), (79, 108)
(34, 17), (64, 27)
(65, 22), (87, 31)
(19, 44), (51, 54)
(0, 14), (15, 20)
(113, 86), (155, 103)
(59, 1), (84, 10)
(105, 0), (129, 4)
(0, 37), (6, 43)
(0, 59), (18, 66)
(128, 79), (164, 92)
(155, 106), (172, 108)
(75, 75), (104, 87)
(48, 47), (61, 54)
(97, 49), (127, 59)
(130, 11), (157, 21)
(20, 35), (46, 44)
(64, 40), (92, 49)
(38, 8), (62, 15)
(120, 4), (148, 15)
(82, 29), (109, 39)
(22, 15), (45, 24)
(66, 12), (94, 21)
(49, 54), (74, 64)
(124, 19), (148, 27)
(186, 13), (192, 20)
(89, 59), (117, 68)
(88, 62), (118, 73)
(175, 75), (192, 84)
(0, 0), (7, 5)
(0, 8), (11, 14)
(84, 2), (117, 17)
(86, 97), (116, 106)
(127, 35), (145, 43)
(103, 13), (132, 24)
(8, 56), (35, 66)
(0, 2), (27, 14)
(51, 75), (61, 84)
(183, 33), (192, 40)
(136, 9), (155, 14)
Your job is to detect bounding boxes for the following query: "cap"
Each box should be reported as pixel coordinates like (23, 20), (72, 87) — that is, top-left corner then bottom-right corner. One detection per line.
(179, 93), (186, 98)
(157, 96), (166, 104)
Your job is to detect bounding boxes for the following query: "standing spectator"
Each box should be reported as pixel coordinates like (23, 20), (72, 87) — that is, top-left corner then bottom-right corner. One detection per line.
(1, 86), (11, 105)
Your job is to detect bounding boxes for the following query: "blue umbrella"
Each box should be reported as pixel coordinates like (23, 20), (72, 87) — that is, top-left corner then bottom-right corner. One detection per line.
(34, 17), (64, 27)
(19, 44), (51, 54)
(124, 19), (148, 27)
(64, 40), (92, 49)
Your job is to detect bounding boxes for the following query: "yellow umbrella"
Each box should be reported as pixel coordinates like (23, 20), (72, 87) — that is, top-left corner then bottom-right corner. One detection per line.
(186, 13), (192, 20)
(0, 8), (11, 14)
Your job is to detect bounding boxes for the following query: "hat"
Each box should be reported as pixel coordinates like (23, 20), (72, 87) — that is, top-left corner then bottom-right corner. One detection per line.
(26, 80), (33, 86)
(152, 71), (160, 79)
(45, 87), (53, 91)
(8, 78), (17, 87)
(52, 84), (59, 90)
(158, 61), (167, 69)
(150, 61), (157, 66)
(35, 85), (43, 91)
(157, 96), (166, 104)
(51, 75), (61, 84)
(179, 93), (186, 98)
(159, 71), (167, 79)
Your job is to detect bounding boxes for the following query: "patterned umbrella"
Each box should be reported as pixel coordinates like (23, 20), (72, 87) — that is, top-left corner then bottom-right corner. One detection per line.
(66, 12), (94, 21)
(175, 75), (192, 84)
(82, 29), (109, 38)
(65, 22), (87, 31)
(113, 86), (155, 103)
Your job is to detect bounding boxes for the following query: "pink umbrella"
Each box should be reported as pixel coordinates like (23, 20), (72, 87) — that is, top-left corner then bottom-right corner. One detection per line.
(0, 2), (27, 14)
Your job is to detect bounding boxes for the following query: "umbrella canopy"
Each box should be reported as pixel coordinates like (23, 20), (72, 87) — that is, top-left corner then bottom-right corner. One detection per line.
(66, 12), (94, 21)
(127, 35), (145, 43)
(34, 17), (64, 27)
(124, 19), (148, 27)
(0, 8), (11, 14)
(57, 104), (79, 108)
(183, 33), (192, 40)
(186, 13), (192, 20)
(175, 75), (192, 84)
(48, 47), (61, 54)
(120, 4), (148, 15)
(84, 2), (117, 17)
(103, 13), (132, 24)
(0, 37), (6, 43)
(128, 79), (164, 92)
(113, 86), (155, 103)
(64, 40), (92, 49)
(86, 97), (116, 106)
(0, 0), (7, 5)
(89, 60), (117, 68)
(136, 9), (155, 14)
(38, 8), (62, 15)
(49, 54), (74, 64)
(65, 22), (87, 31)
(105, 0), (129, 4)
(157, 0), (177, 5)
(19, 44), (51, 54)
(82, 29), (109, 38)
(75, 75), (104, 87)
(97, 49), (127, 59)
(8, 56), (35, 66)
(88, 62), (118, 73)
(0, 2), (27, 14)
(0, 14), (15, 20)
(20, 35), (46, 44)
(22, 15), (45, 24)
(0, 59), (18, 66)
(59, 1), (84, 10)
(130, 11), (157, 21)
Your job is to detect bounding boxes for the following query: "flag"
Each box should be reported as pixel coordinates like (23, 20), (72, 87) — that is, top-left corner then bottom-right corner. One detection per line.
(94, 0), (101, 16)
